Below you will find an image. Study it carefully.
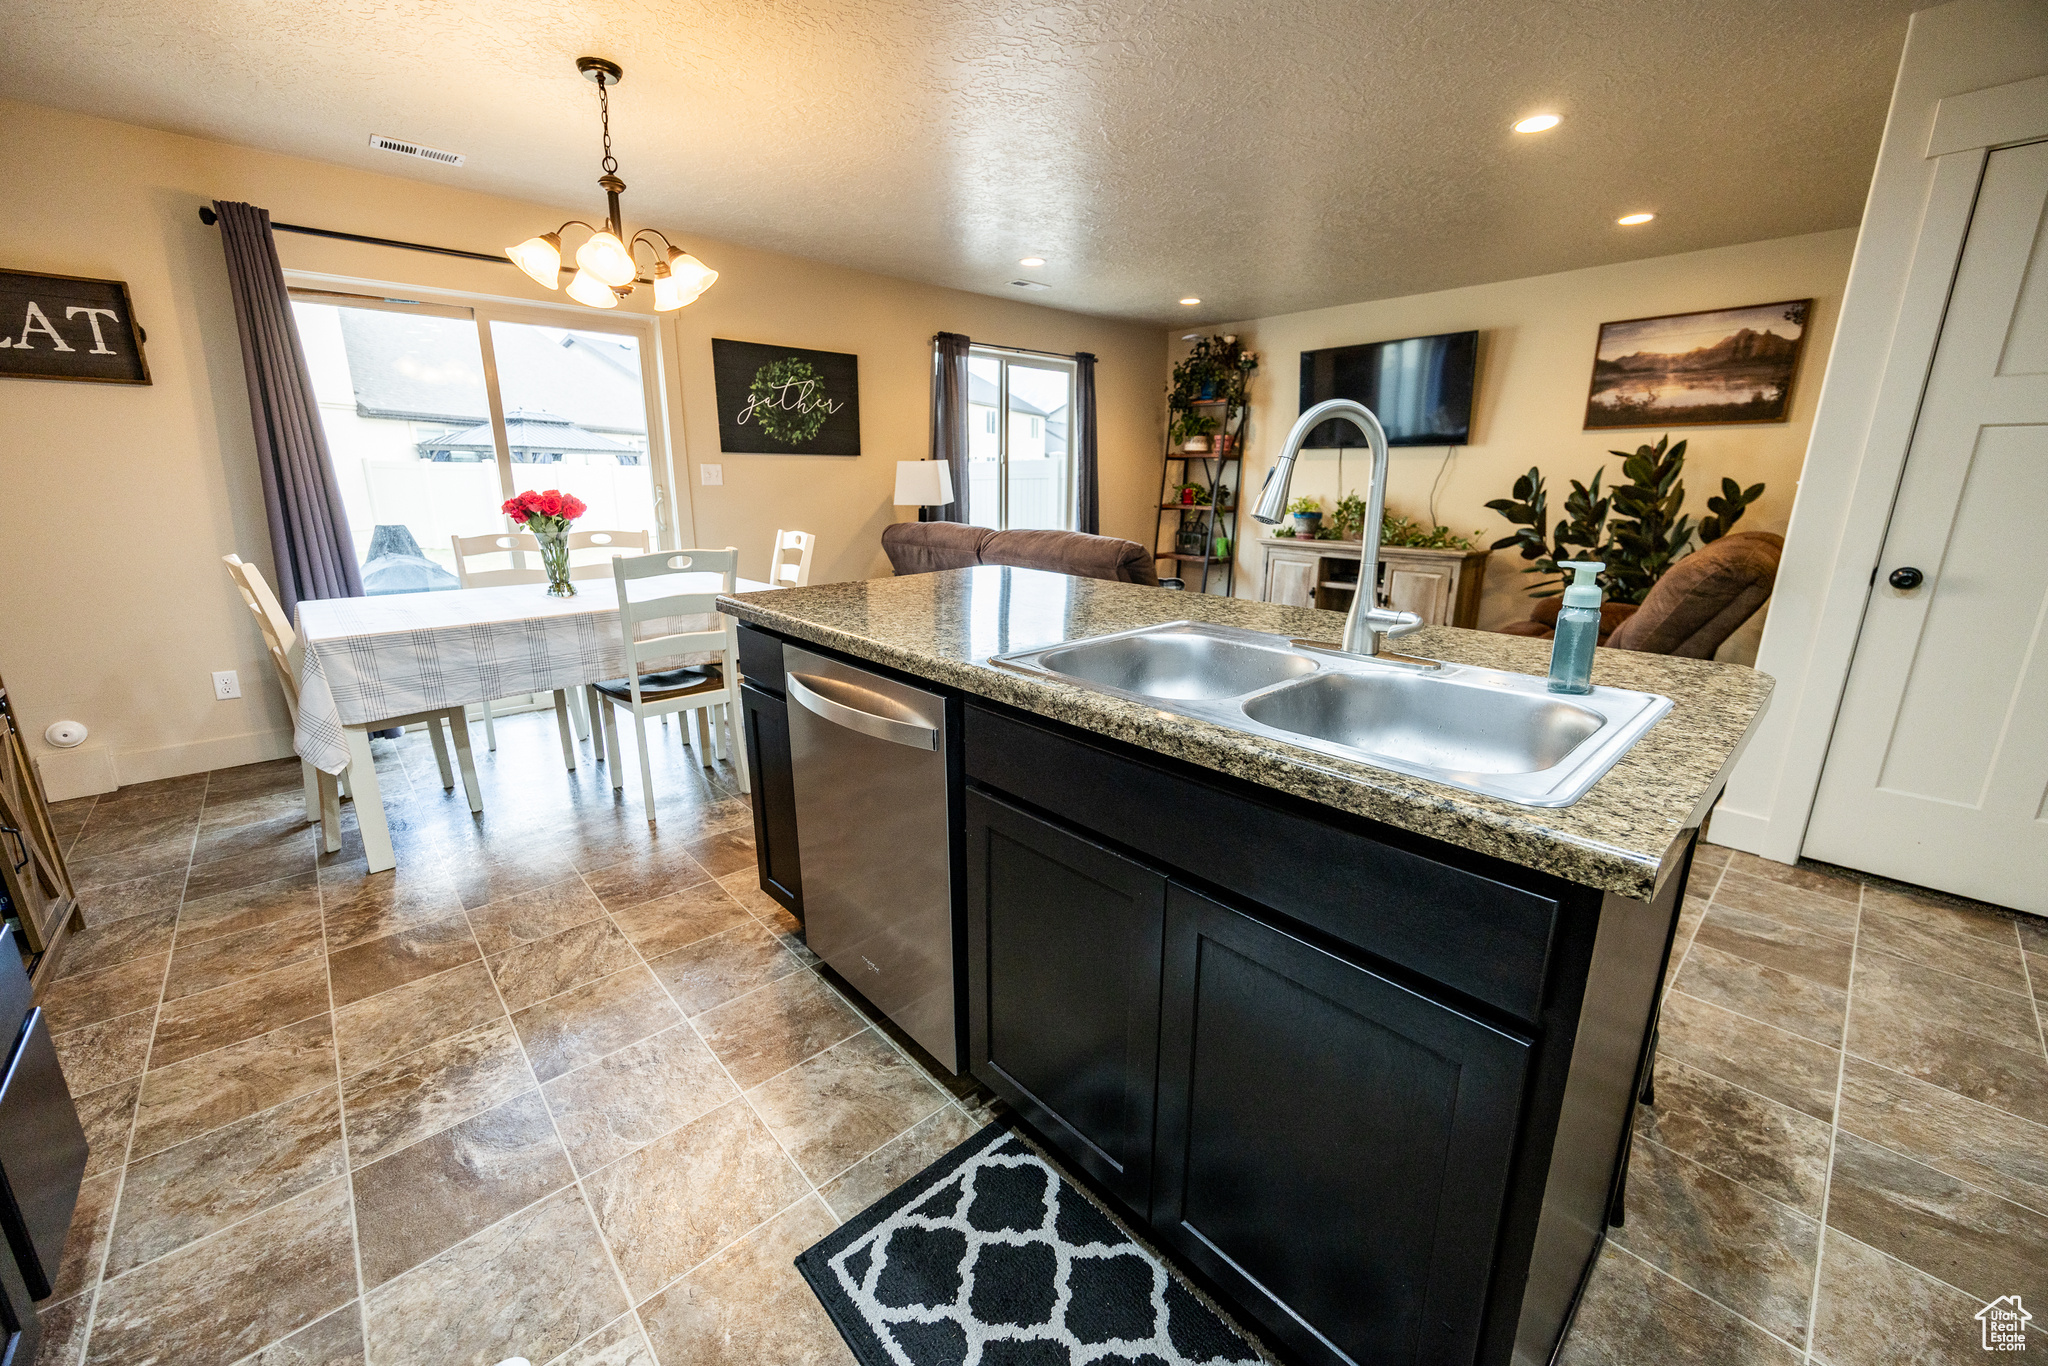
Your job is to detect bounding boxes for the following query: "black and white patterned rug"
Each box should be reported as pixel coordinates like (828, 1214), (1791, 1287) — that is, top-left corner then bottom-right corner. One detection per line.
(795, 1122), (1266, 1366)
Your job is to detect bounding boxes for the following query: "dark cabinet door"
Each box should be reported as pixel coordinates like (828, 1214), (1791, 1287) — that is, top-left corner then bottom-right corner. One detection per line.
(740, 682), (803, 916)
(1152, 885), (1531, 1366)
(966, 789), (1165, 1212)
(0, 1229), (38, 1366)
(0, 1009), (88, 1300)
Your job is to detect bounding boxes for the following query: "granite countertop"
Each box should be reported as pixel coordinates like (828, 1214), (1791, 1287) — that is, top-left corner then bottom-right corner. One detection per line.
(719, 567), (1773, 900)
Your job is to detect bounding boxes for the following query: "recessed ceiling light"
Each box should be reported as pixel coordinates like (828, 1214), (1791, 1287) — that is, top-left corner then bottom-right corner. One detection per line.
(1180, 297), (1201, 306)
(1513, 114), (1560, 134)
(1018, 257), (1045, 267)
(1617, 212), (1655, 226)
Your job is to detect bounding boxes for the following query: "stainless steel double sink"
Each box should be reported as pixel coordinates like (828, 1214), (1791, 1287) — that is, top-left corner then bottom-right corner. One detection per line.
(991, 621), (1672, 807)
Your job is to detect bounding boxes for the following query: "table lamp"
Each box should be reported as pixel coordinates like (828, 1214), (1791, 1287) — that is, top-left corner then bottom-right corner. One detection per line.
(894, 461), (956, 522)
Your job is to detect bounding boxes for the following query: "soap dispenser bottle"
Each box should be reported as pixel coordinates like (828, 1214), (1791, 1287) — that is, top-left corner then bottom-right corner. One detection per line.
(1548, 561), (1604, 695)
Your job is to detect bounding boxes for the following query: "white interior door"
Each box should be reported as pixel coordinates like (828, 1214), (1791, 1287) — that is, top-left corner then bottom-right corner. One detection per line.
(1804, 139), (2048, 912)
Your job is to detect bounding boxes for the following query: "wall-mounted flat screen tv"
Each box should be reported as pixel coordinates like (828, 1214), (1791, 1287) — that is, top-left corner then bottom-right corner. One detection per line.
(1298, 330), (1479, 447)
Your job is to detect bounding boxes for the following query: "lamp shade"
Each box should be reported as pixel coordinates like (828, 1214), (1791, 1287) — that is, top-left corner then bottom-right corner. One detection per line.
(894, 460), (955, 506)
(565, 269), (621, 308)
(575, 230), (637, 287)
(653, 250), (718, 310)
(505, 233), (563, 289)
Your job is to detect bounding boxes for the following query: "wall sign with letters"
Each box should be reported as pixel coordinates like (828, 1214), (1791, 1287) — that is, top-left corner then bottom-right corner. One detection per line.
(0, 271), (151, 385)
(711, 337), (859, 455)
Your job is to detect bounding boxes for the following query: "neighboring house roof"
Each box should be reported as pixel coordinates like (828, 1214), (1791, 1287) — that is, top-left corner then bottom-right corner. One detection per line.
(422, 409), (639, 457)
(968, 372), (1053, 418)
(339, 310), (646, 434)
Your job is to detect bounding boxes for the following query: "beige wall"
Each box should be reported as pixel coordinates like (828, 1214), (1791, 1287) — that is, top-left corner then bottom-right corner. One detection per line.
(1179, 229), (1857, 649)
(0, 100), (1163, 793)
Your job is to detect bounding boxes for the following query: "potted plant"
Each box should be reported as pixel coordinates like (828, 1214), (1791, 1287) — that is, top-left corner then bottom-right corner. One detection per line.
(1170, 334), (1259, 410)
(1171, 410), (1221, 452)
(1287, 495), (1323, 538)
(1485, 434), (1765, 601)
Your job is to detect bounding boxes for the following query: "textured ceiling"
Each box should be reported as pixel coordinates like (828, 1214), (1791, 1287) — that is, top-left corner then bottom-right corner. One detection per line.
(0, 0), (1917, 323)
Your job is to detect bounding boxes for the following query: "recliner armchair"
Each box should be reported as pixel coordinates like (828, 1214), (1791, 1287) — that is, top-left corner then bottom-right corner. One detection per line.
(1495, 531), (1783, 659)
(882, 522), (1160, 585)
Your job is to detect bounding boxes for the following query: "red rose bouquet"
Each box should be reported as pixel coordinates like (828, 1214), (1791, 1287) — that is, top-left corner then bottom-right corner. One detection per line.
(501, 488), (589, 596)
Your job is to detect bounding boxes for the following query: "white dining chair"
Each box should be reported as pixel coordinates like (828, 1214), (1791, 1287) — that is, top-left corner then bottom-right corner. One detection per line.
(223, 555), (481, 848)
(589, 548), (749, 822)
(450, 529), (649, 766)
(768, 528), (816, 587)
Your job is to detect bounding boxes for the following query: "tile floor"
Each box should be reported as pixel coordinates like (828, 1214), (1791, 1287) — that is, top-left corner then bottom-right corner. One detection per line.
(1561, 841), (2048, 1365)
(30, 711), (992, 1366)
(27, 712), (2048, 1365)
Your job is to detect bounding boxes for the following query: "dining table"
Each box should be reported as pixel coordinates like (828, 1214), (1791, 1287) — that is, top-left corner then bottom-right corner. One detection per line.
(293, 573), (774, 873)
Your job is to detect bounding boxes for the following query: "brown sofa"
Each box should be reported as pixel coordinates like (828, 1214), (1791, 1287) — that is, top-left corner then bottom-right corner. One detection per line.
(882, 522), (1160, 586)
(1496, 531), (1783, 659)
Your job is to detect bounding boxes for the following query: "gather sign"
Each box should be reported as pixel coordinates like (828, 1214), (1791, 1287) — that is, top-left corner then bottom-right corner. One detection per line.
(0, 271), (151, 385)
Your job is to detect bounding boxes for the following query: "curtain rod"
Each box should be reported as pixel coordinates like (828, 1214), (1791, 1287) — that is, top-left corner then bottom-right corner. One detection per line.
(948, 335), (1093, 363)
(197, 206), (511, 266)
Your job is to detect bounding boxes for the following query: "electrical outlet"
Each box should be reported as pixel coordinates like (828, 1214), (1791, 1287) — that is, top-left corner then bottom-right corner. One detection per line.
(212, 670), (241, 700)
(700, 463), (723, 486)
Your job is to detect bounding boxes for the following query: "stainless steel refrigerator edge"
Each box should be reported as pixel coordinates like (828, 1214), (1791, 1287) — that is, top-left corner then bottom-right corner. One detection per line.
(783, 645), (960, 1071)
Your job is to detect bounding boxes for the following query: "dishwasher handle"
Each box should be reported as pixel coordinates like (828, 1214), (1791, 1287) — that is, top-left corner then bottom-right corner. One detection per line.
(787, 672), (939, 750)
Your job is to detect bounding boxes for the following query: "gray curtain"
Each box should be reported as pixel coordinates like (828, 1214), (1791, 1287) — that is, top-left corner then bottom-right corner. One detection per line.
(1073, 352), (1099, 534)
(930, 331), (972, 523)
(214, 200), (362, 618)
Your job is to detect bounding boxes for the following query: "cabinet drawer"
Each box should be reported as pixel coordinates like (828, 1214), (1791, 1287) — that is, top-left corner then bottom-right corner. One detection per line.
(966, 789), (1164, 1212)
(965, 703), (1563, 1022)
(1153, 884), (1529, 1366)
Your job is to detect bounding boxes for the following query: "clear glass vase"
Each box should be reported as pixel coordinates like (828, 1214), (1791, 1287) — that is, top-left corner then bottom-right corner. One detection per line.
(536, 528), (574, 597)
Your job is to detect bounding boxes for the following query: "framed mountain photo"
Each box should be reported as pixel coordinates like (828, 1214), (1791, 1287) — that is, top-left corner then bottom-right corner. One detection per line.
(1584, 300), (1810, 429)
(711, 338), (861, 455)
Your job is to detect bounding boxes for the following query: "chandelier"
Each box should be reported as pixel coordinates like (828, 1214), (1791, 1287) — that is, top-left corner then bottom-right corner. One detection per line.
(505, 57), (717, 311)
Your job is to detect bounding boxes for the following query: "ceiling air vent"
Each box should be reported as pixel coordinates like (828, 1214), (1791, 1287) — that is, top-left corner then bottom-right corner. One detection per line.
(1009, 279), (1051, 291)
(369, 134), (465, 167)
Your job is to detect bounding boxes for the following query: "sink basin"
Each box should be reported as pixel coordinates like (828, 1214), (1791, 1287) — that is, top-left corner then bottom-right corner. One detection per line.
(1241, 671), (1603, 775)
(1031, 627), (1318, 701)
(990, 621), (1672, 806)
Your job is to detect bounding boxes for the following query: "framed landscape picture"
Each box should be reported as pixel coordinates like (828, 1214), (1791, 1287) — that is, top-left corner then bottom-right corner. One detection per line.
(711, 338), (861, 455)
(1584, 299), (1810, 429)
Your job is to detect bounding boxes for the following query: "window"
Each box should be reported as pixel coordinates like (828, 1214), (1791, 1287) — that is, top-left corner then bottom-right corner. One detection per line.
(965, 348), (1076, 530)
(290, 289), (669, 595)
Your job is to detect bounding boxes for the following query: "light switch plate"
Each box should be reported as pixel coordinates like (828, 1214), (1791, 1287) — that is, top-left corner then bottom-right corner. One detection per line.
(700, 464), (723, 486)
(212, 670), (241, 700)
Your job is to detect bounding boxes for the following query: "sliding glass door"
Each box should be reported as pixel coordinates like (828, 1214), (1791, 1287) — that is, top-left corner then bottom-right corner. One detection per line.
(965, 348), (1076, 531)
(290, 289), (671, 594)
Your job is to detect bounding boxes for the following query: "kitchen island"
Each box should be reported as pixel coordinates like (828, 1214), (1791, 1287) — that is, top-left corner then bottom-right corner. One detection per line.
(719, 566), (1772, 1366)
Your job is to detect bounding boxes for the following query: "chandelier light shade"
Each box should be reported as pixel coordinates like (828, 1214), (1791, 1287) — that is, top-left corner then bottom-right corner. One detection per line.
(505, 57), (717, 312)
(565, 269), (621, 308)
(575, 230), (636, 287)
(654, 250), (718, 310)
(506, 232), (564, 289)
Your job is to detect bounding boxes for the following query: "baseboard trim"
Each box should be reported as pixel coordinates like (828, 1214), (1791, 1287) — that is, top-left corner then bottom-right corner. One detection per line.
(110, 729), (297, 789)
(35, 746), (119, 802)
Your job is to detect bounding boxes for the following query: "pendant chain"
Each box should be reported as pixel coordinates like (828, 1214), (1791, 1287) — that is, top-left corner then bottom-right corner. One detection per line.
(598, 76), (617, 175)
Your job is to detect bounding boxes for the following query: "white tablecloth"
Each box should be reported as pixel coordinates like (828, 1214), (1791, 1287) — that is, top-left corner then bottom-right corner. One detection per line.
(293, 576), (768, 774)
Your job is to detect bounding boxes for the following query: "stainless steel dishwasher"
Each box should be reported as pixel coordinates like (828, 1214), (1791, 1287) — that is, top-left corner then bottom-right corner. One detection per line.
(783, 645), (958, 1071)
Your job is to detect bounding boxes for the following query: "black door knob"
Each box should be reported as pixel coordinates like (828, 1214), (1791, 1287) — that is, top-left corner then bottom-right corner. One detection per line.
(1889, 566), (1924, 590)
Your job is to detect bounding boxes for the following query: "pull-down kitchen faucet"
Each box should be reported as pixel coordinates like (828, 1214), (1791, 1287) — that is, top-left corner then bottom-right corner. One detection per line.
(1252, 398), (1431, 664)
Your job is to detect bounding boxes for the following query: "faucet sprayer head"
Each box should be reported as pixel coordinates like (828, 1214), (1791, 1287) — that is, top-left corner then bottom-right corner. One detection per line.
(1253, 399), (1390, 525)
